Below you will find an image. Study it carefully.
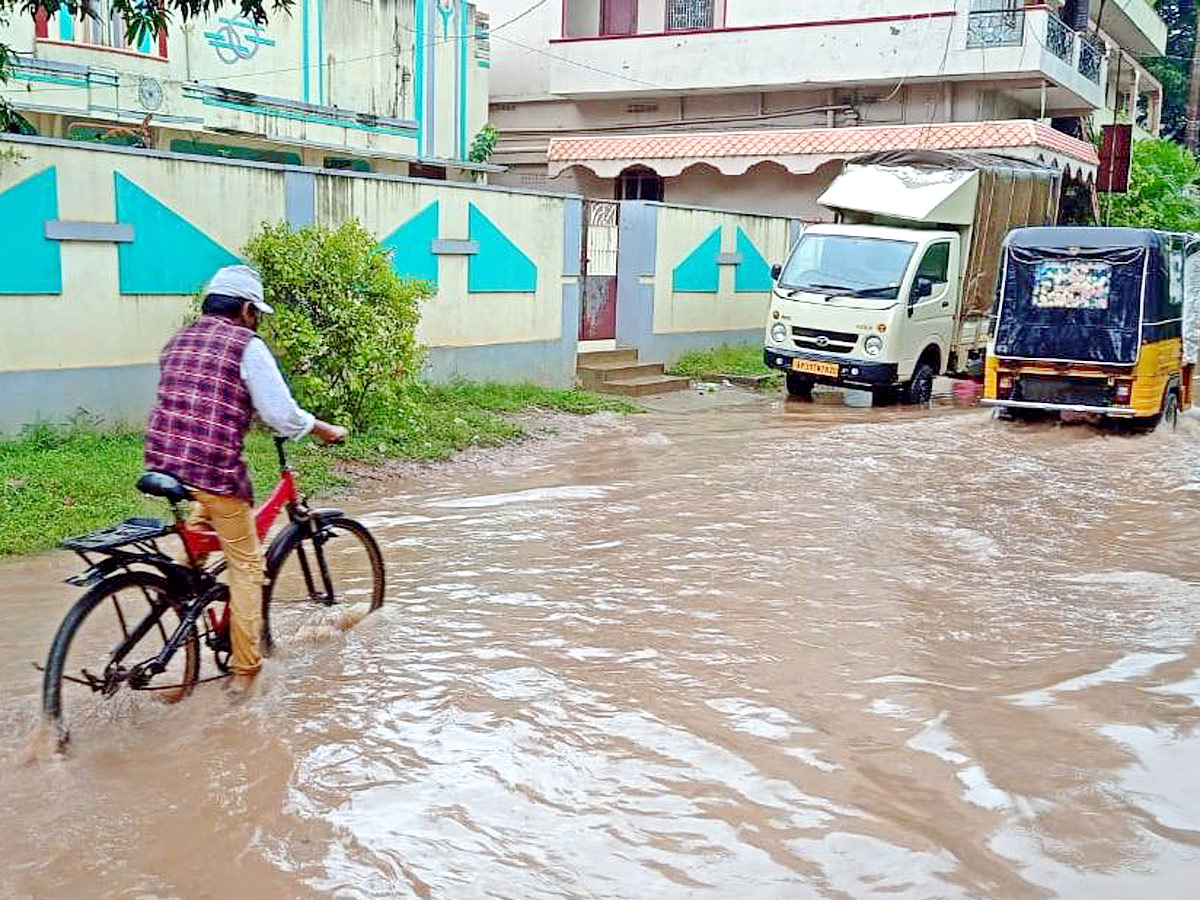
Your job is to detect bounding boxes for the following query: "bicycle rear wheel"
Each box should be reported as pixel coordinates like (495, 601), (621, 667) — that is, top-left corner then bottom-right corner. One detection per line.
(263, 517), (385, 655)
(43, 571), (200, 743)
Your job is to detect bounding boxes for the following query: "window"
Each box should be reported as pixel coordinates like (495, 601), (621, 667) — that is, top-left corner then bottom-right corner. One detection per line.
(616, 166), (663, 201)
(410, 163), (447, 181)
(1032, 261), (1111, 310)
(600, 0), (637, 36)
(78, 0), (131, 49)
(780, 234), (916, 299)
(917, 242), (950, 283)
(666, 0), (715, 32)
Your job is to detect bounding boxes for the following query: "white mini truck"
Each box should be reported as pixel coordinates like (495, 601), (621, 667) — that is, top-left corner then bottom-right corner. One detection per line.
(764, 150), (1063, 402)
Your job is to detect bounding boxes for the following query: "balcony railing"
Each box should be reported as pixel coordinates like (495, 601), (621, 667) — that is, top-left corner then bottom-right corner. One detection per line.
(966, 7), (1025, 48)
(1045, 12), (1075, 63)
(1078, 38), (1103, 83)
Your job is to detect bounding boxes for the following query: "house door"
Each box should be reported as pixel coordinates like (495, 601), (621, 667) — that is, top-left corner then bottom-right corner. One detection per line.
(600, 0), (637, 36)
(580, 200), (619, 341)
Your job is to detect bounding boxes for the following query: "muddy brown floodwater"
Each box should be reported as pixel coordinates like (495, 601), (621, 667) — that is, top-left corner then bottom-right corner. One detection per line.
(3, 387), (1200, 900)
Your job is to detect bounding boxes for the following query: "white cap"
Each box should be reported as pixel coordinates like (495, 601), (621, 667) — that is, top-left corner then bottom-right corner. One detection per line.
(203, 265), (273, 314)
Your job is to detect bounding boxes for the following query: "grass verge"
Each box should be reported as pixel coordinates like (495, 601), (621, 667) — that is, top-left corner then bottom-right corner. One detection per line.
(668, 344), (781, 388)
(0, 382), (636, 558)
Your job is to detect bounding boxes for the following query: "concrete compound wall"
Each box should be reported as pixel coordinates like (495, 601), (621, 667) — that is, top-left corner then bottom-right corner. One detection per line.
(0, 136), (795, 431)
(0, 135), (582, 430)
(616, 201), (799, 363)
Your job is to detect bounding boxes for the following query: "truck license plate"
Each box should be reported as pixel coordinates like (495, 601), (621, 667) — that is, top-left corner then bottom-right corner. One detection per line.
(791, 359), (840, 378)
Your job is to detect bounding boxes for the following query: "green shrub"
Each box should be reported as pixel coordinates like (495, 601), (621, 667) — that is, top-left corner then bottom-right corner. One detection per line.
(245, 221), (431, 430)
(1100, 139), (1200, 232)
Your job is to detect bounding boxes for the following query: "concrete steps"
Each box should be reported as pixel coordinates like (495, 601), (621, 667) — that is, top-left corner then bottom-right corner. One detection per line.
(577, 349), (690, 397)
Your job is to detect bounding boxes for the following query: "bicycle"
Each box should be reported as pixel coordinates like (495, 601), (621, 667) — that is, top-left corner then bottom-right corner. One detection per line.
(42, 436), (385, 745)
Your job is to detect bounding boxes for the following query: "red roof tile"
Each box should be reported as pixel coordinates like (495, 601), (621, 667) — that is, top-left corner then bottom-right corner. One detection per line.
(547, 120), (1099, 167)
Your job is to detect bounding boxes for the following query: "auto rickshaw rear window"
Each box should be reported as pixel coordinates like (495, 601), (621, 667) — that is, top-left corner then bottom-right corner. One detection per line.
(1032, 261), (1112, 310)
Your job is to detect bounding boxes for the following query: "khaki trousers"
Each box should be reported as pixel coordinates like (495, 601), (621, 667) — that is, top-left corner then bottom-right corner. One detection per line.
(189, 490), (264, 676)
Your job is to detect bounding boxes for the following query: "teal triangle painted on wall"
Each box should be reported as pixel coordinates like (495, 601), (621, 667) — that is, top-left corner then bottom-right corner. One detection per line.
(468, 204), (538, 293)
(115, 173), (239, 295)
(0, 167), (61, 295)
(672, 227), (721, 293)
(735, 227), (773, 293)
(382, 201), (439, 283)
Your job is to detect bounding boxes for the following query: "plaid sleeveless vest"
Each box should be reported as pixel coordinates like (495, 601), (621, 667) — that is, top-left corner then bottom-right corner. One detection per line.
(145, 316), (256, 501)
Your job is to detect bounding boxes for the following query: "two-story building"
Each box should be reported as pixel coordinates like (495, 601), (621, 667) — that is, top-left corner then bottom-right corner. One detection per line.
(1, 0), (492, 179)
(484, 0), (1167, 216)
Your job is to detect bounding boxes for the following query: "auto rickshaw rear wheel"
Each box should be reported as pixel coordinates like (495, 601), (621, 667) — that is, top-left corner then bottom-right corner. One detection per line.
(1161, 390), (1180, 431)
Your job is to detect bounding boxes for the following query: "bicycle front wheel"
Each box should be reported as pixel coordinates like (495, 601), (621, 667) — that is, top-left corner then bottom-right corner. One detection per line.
(43, 571), (200, 744)
(263, 516), (385, 655)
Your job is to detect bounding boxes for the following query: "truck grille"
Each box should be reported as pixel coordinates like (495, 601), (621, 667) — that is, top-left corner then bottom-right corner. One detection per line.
(793, 327), (859, 355)
(1017, 375), (1114, 407)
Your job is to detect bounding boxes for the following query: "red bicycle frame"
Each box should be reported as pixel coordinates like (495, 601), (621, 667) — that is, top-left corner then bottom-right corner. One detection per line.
(179, 469), (298, 558)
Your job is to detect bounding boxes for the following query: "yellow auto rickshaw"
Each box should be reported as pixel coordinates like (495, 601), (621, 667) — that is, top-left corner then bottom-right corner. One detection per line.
(983, 227), (1197, 428)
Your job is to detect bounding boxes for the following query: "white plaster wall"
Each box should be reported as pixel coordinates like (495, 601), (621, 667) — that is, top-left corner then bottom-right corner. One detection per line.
(726, 0), (956, 28)
(650, 203), (792, 335)
(664, 162), (840, 221)
(0, 144), (286, 373)
(318, 172), (567, 348)
(0, 139), (572, 376)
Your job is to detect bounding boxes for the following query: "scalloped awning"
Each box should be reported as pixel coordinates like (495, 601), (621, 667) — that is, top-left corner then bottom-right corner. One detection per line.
(547, 120), (1099, 181)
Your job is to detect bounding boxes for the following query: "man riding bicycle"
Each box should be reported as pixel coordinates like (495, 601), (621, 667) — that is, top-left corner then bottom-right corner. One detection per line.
(143, 265), (346, 689)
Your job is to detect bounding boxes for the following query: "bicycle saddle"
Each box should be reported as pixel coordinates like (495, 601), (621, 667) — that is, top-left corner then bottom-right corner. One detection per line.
(136, 472), (193, 504)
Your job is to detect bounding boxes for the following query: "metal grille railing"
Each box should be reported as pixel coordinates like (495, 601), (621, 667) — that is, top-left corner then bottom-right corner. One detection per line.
(1078, 38), (1103, 84)
(1045, 12), (1075, 63)
(966, 8), (1025, 48)
(666, 0), (714, 32)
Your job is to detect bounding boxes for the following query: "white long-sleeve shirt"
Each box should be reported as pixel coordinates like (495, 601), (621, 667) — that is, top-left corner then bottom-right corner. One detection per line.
(240, 337), (316, 440)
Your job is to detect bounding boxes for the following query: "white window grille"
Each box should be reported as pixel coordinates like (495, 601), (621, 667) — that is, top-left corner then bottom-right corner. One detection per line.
(666, 0), (714, 32)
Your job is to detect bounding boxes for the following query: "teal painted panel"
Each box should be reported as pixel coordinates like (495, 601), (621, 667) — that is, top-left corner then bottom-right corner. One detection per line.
(672, 228), (721, 293)
(58, 5), (74, 41)
(383, 202), (439, 283)
(468, 204), (537, 294)
(735, 227), (773, 293)
(0, 167), (62, 295)
(114, 173), (239, 295)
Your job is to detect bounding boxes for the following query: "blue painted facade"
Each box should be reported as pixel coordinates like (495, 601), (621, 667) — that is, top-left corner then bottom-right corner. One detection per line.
(114, 173), (239, 294)
(672, 227), (722, 293)
(467, 204), (538, 293)
(672, 225), (774, 294)
(735, 228), (774, 293)
(0, 167), (62, 295)
(383, 202), (441, 283)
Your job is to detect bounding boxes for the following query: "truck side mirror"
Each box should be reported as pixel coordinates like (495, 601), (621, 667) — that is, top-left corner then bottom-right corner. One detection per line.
(771, 263), (783, 281)
(911, 276), (935, 303)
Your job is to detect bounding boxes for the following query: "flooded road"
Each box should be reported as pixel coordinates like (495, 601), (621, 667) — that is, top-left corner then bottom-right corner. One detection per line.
(3, 388), (1200, 899)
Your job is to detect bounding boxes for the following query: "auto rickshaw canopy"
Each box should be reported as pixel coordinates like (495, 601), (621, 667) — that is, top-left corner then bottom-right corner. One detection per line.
(994, 227), (1181, 366)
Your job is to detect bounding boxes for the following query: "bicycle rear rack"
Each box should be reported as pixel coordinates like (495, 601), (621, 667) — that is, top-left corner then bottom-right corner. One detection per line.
(61, 518), (173, 552)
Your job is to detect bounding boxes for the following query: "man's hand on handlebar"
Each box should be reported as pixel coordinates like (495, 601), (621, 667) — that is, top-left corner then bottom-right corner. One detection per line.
(312, 420), (348, 445)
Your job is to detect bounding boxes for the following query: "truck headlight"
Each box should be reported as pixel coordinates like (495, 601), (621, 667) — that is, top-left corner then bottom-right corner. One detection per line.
(864, 335), (884, 357)
(771, 323), (788, 343)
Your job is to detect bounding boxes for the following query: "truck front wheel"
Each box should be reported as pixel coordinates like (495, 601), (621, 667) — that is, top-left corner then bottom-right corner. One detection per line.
(902, 361), (936, 405)
(786, 372), (815, 398)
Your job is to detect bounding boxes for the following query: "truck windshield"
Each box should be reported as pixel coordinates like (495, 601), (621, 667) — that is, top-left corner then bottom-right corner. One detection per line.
(780, 234), (916, 299)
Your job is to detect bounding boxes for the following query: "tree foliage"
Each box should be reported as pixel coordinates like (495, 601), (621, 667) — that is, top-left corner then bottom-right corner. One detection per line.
(1100, 138), (1200, 230)
(245, 221), (430, 430)
(1146, 0), (1197, 142)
